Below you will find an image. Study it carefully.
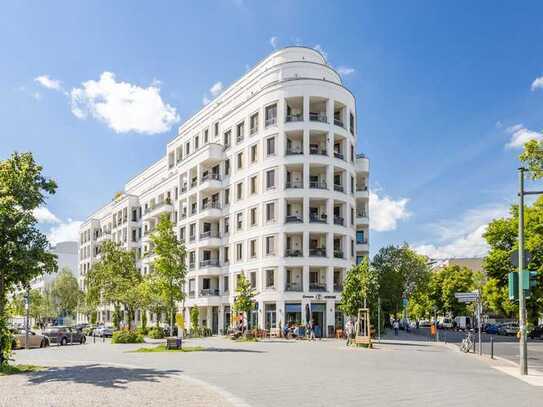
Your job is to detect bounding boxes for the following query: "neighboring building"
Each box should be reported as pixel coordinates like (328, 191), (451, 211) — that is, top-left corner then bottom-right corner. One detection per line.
(430, 258), (484, 273)
(79, 47), (370, 335)
(30, 241), (79, 291)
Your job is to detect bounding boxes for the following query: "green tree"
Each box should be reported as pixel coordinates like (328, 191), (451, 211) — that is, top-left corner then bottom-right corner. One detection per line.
(85, 240), (141, 330)
(340, 259), (379, 320)
(520, 138), (543, 180)
(138, 275), (167, 329)
(150, 213), (186, 336)
(0, 152), (57, 367)
(372, 245), (429, 321)
(483, 197), (543, 322)
(50, 268), (82, 319)
(232, 274), (255, 332)
(190, 307), (199, 334)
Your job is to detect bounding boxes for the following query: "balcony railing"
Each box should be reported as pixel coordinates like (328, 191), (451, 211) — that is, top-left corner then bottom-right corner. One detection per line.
(286, 148), (303, 155)
(310, 180), (327, 189)
(334, 118), (345, 128)
(334, 250), (344, 259)
(200, 288), (220, 296)
(188, 291), (195, 298)
(333, 284), (343, 292)
(310, 146), (327, 156)
(356, 239), (369, 245)
(201, 201), (221, 210)
(285, 181), (303, 189)
(250, 127), (258, 135)
(285, 215), (303, 224)
(285, 249), (303, 257)
(309, 248), (326, 257)
(285, 282), (302, 291)
(309, 213), (327, 223)
(189, 235), (196, 242)
(200, 231), (220, 239)
(334, 151), (344, 160)
(356, 211), (368, 218)
(285, 114), (303, 122)
(265, 117), (277, 127)
(188, 262), (195, 270)
(356, 185), (368, 191)
(356, 153), (367, 159)
(201, 173), (221, 182)
(334, 216), (344, 226)
(309, 112), (327, 123)
(191, 179), (198, 188)
(144, 199), (172, 214)
(309, 283), (327, 292)
(236, 135), (244, 143)
(200, 259), (220, 268)
(334, 184), (344, 192)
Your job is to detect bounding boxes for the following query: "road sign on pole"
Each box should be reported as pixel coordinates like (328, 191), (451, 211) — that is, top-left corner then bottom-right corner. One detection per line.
(454, 292), (479, 303)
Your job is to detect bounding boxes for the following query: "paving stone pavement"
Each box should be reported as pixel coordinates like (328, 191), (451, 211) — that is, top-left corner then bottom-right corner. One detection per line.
(8, 334), (543, 407)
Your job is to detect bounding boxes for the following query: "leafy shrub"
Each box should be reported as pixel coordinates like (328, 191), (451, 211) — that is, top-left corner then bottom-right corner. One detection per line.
(136, 327), (149, 336)
(111, 330), (144, 344)
(147, 327), (164, 339)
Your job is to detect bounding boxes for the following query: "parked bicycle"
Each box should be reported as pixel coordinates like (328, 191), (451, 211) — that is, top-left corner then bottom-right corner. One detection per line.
(460, 331), (474, 353)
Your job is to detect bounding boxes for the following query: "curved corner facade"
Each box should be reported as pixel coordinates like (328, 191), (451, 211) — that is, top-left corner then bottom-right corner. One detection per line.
(78, 47), (370, 335)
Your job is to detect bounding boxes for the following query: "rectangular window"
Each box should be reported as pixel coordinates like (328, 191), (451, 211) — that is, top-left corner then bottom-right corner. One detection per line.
(250, 207), (257, 226)
(237, 152), (243, 169)
(236, 212), (243, 230)
(266, 169), (275, 189)
(236, 122), (244, 143)
(349, 113), (355, 135)
(266, 136), (275, 156)
(265, 104), (277, 127)
(204, 129), (209, 143)
(224, 217), (230, 234)
(237, 182), (243, 200)
(250, 175), (257, 194)
(224, 276), (229, 292)
(237, 243), (243, 261)
(224, 188), (230, 205)
(250, 113), (258, 134)
(265, 236), (275, 255)
(215, 122), (219, 137)
(356, 230), (365, 244)
(251, 144), (258, 162)
(194, 136), (199, 150)
(250, 271), (257, 289)
(265, 269), (274, 288)
(224, 159), (230, 176)
(250, 239), (257, 258)
(224, 130), (231, 148)
(224, 246), (230, 263)
(266, 202), (275, 222)
(185, 142), (190, 156)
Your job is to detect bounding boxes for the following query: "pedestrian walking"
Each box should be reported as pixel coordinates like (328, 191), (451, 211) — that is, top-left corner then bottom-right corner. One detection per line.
(393, 319), (399, 336)
(345, 318), (354, 346)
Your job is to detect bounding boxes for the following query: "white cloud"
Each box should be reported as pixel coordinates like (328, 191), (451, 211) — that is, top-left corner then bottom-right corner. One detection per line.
(414, 204), (509, 259)
(33, 207), (61, 224)
(209, 81), (223, 97)
(505, 123), (542, 149)
(270, 36), (279, 49)
(314, 44), (328, 61)
(47, 219), (83, 246)
(531, 76), (543, 91)
(369, 191), (410, 232)
(202, 81), (224, 106)
(34, 75), (63, 91)
(70, 72), (179, 134)
(337, 66), (355, 76)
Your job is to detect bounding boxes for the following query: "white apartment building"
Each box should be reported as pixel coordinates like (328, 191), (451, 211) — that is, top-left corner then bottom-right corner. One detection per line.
(79, 47), (369, 336)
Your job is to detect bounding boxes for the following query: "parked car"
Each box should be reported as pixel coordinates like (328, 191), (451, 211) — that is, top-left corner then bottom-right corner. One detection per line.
(10, 328), (49, 349)
(498, 323), (519, 336)
(43, 326), (87, 345)
(418, 319), (431, 327)
(93, 325), (114, 337)
(483, 324), (499, 335)
(438, 318), (454, 329)
(528, 325), (543, 339)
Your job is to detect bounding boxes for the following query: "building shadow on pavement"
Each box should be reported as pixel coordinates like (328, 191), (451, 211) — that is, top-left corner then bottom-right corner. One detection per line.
(25, 364), (182, 389)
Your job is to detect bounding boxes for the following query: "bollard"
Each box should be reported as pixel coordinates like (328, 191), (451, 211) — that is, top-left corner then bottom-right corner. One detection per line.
(490, 336), (494, 359)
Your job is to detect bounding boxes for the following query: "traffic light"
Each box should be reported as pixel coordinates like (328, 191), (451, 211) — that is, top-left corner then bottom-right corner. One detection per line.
(508, 270), (538, 300)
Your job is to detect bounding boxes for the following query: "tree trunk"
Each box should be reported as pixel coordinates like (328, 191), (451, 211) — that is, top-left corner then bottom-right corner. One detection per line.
(0, 274), (7, 367)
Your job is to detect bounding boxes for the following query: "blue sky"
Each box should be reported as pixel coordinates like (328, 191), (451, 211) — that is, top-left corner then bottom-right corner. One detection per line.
(1, 1), (543, 258)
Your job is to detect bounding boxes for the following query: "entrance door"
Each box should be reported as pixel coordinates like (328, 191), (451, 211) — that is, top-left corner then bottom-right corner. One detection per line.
(212, 306), (219, 335)
(311, 303), (326, 338)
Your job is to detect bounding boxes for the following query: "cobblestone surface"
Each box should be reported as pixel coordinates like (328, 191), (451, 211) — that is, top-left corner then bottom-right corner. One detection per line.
(8, 333), (543, 407)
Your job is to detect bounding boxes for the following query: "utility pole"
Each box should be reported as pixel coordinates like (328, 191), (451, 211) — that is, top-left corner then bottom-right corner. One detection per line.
(24, 285), (30, 350)
(518, 167), (528, 375)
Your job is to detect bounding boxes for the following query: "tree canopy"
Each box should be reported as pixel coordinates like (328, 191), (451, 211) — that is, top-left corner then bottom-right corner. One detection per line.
(0, 152), (57, 366)
(340, 258), (379, 318)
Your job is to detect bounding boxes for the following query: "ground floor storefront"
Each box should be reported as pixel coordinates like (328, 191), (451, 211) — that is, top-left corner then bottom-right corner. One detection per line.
(185, 295), (345, 337)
